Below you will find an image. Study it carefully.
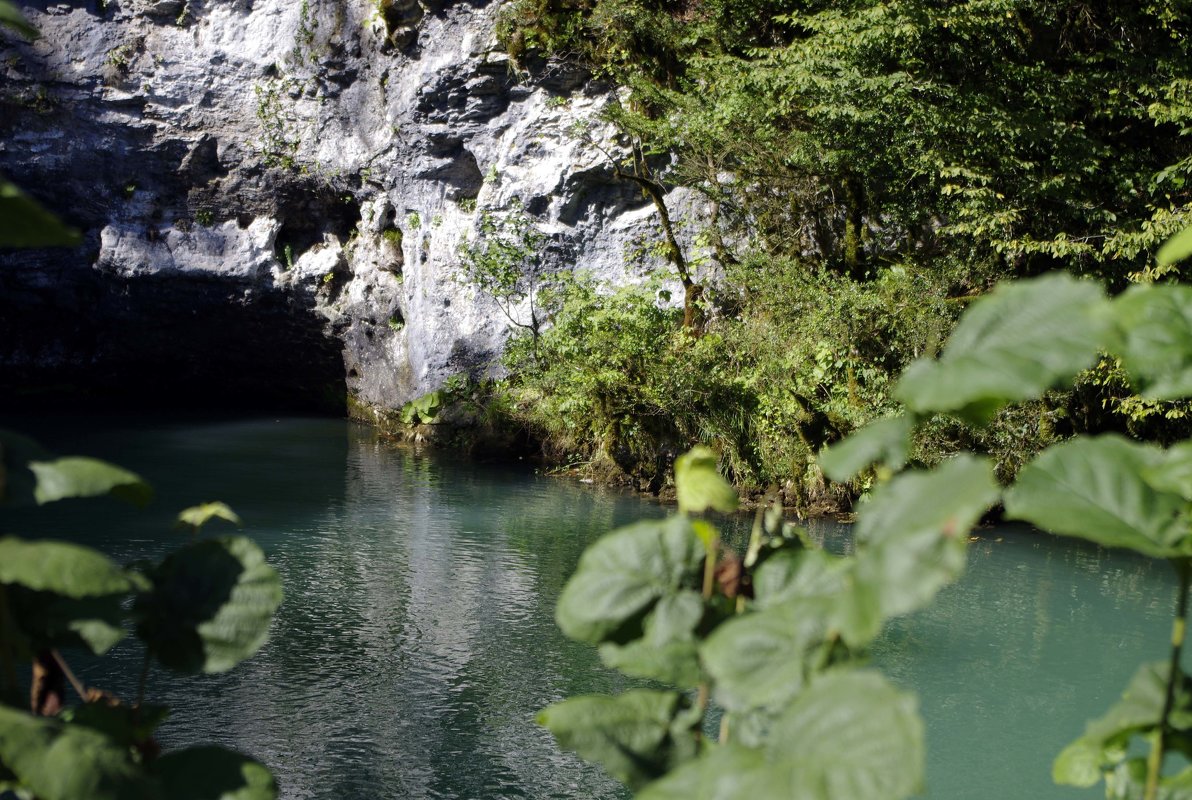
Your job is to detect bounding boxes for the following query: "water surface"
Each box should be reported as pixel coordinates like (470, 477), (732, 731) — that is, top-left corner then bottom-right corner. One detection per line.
(3, 417), (1180, 799)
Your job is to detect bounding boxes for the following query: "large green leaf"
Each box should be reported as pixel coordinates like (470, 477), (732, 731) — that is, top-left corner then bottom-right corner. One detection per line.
(1004, 436), (1188, 558)
(819, 416), (912, 483)
(751, 549), (878, 649)
(537, 689), (698, 790)
(152, 747), (277, 800)
(674, 446), (738, 514)
(853, 455), (998, 624)
(136, 536), (283, 673)
(0, 706), (156, 800)
(0, 1), (36, 39)
(0, 181), (80, 248)
(894, 274), (1108, 423)
(30, 457), (152, 507)
(752, 549), (848, 609)
(555, 516), (703, 643)
(766, 670), (923, 800)
(1054, 662), (1192, 788)
(1145, 441), (1192, 500)
(598, 590), (703, 688)
(1111, 284), (1192, 400)
(1157, 225), (1192, 269)
(701, 602), (828, 714)
(0, 537), (139, 597)
(639, 672), (923, 800)
(636, 744), (769, 800)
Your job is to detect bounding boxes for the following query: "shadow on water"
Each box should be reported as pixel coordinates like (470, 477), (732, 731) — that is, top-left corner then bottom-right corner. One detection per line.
(0, 417), (1181, 799)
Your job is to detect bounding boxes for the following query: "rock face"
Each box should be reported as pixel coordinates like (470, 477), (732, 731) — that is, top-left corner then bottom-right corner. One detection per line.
(0, 0), (694, 413)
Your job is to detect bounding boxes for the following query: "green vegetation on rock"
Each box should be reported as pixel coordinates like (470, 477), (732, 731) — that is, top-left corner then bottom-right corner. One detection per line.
(480, 0), (1192, 505)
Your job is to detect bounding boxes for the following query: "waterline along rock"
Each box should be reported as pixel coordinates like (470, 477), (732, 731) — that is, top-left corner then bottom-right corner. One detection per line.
(0, 0), (698, 412)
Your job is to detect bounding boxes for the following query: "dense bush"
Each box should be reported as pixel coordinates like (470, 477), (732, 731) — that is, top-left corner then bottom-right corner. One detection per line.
(497, 258), (1062, 507)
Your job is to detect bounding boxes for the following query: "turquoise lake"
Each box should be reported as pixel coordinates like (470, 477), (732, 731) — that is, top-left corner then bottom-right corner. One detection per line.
(2, 417), (1179, 799)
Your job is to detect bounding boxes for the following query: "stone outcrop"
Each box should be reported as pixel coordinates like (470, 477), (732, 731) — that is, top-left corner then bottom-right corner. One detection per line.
(0, 0), (696, 413)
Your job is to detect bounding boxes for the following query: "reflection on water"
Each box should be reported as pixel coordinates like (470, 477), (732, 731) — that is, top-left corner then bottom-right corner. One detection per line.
(2, 418), (1181, 799)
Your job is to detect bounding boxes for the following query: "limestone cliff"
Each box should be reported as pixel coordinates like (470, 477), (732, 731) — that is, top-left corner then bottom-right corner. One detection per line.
(0, 0), (691, 412)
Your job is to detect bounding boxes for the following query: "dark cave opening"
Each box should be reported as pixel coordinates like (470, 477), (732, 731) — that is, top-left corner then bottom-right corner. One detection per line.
(0, 268), (348, 415)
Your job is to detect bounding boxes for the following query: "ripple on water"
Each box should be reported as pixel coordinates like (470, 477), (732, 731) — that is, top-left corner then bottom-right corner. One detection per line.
(9, 418), (1179, 800)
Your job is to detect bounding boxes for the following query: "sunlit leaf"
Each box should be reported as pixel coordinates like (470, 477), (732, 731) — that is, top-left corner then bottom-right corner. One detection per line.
(153, 747), (277, 800)
(1111, 284), (1192, 400)
(29, 457), (152, 507)
(0, 181), (80, 247)
(538, 690), (697, 789)
(894, 274), (1109, 423)
(854, 455), (998, 624)
(674, 446), (738, 514)
(636, 744), (768, 800)
(1157, 226), (1192, 269)
(819, 416), (912, 483)
(639, 672), (923, 800)
(752, 549), (849, 611)
(0, 537), (139, 597)
(1004, 436), (1188, 558)
(598, 591), (703, 688)
(136, 536), (283, 673)
(751, 549), (878, 649)
(555, 516), (703, 643)
(177, 502), (242, 532)
(0, 706), (156, 800)
(766, 670), (923, 800)
(701, 602), (827, 714)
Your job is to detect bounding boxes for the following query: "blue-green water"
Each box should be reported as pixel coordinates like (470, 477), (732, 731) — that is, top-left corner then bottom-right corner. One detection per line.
(3, 418), (1179, 799)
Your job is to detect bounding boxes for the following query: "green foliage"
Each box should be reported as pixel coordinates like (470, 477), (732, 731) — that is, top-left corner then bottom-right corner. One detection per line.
(135, 536), (282, 674)
(253, 81), (300, 170)
(399, 390), (443, 424)
(498, 259), (1025, 504)
(0, 432), (281, 799)
(493, 0), (1192, 497)
(28, 457), (152, 507)
(540, 435), (996, 798)
(456, 200), (549, 343)
(545, 228), (1192, 800)
(674, 446), (739, 514)
(502, 0), (1192, 283)
(822, 229), (1192, 799)
(555, 516), (703, 644)
(176, 502), (242, 533)
(894, 274), (1109, 424)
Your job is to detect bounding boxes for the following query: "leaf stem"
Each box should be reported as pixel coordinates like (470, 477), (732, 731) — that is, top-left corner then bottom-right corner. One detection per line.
(51, 649), (87, 700)
(1146, 557), (1191, 800)
(695, 532), (719, 744)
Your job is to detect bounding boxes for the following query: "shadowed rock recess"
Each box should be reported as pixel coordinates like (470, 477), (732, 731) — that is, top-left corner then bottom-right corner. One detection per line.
(0, 0), (696, 413)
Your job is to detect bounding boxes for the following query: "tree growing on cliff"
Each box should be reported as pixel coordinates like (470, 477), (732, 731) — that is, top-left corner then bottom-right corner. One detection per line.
(456, 199), (550, 352)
